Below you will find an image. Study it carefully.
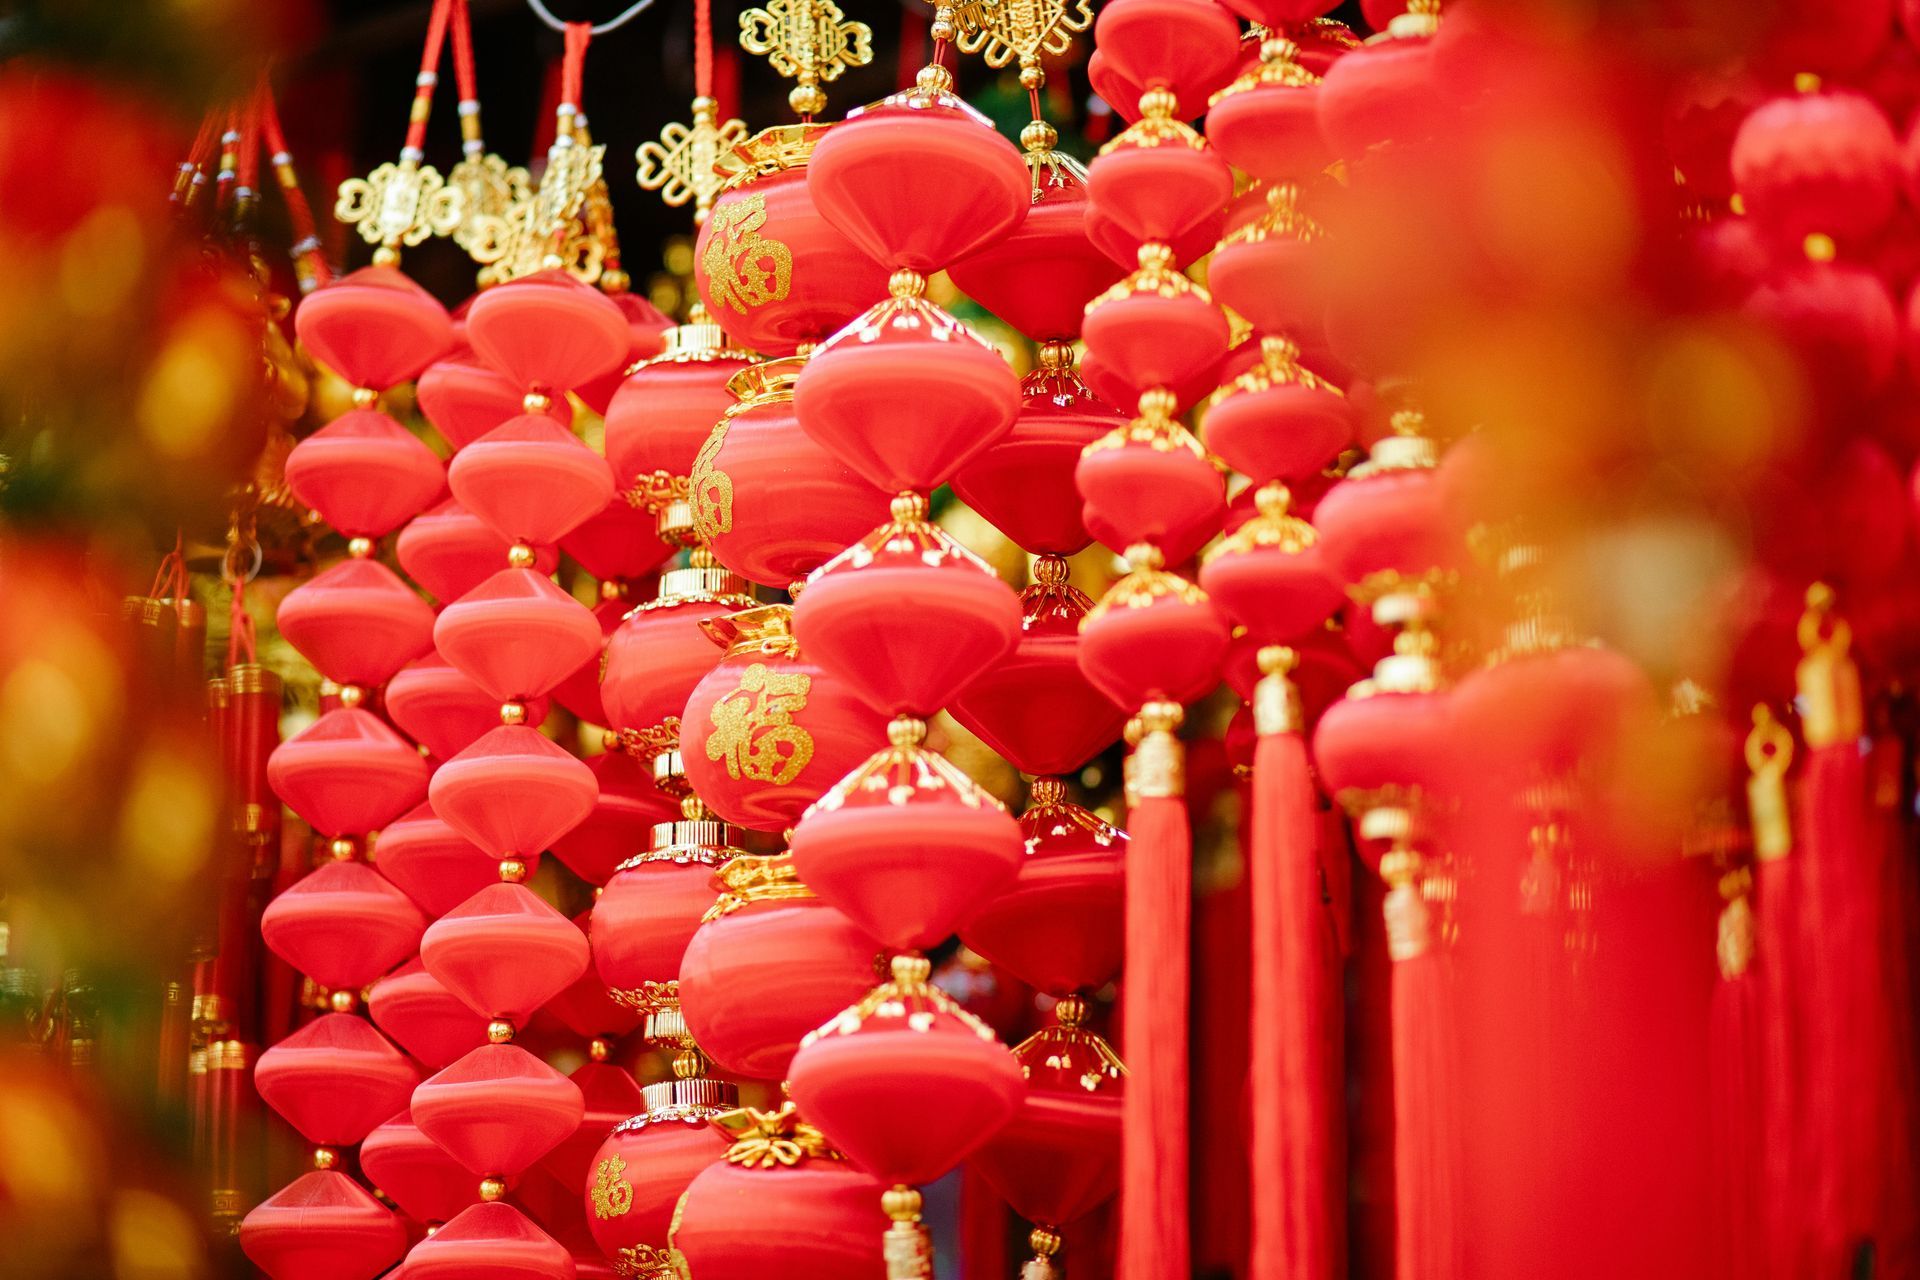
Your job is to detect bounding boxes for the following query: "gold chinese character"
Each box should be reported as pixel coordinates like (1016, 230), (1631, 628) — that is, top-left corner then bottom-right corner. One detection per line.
(590, 1154), (634, 1219)
(699, 191), (793, 316)
(687, 421), (735, 542)
(706, 663), (814, 786)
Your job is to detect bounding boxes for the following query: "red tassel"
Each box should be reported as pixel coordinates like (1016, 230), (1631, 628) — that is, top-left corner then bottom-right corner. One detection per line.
(1250, 654), (1341, 1280)
(1383, 852), (1462, 1280)
(1708, 864), (1761, 1280)
(1120, 703), (1191, 1280)
(1745, 702), (1800, 1279)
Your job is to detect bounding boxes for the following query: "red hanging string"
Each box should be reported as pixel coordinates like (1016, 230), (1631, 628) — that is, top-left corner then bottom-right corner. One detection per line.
(451, 0), (479, 103)
(560, 22), (592, 115)
(257, 80), (332, 291)
(149, 531), (189, 607)
(174, 111), (221, 204)
(403, 0), (457, 156)
(693, 0), (713, 102)
(234, 95), (263, 219)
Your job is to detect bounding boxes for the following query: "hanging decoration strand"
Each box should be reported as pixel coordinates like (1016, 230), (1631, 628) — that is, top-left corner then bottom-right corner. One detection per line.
(694, 0), (713, 101)
(525, 0), (660, 37)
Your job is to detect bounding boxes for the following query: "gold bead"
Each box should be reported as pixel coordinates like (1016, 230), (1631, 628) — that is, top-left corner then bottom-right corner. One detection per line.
(522, 391), (552, 414)
(1135, 241), (1174, 272)
(887, 715), (928, 748)
(329, 989), (356, 1014)
(1019, 119), (1057, 153)
(1053, 994), (1087, 1027)
(336, 684), (366, 709)
(889, 953), (933, 985)
(1033, 554), (1069, 586)
(930, 18), (955, 40)
(487, 1019), (515, 1043)
(888, 268), (926, 300)
(499, 858), (528, 883)
(789, 84), (827, 117)
(351, 387), (380, 411)
(1037, 339), (1072, 371)
(914, 64), (953, 97)
(329, 836), (359, 860)
(479, 1177), (507, 1202)
(882, 1185), (923, 1221)
(500, 701), (527, 726)
(1804, 232), (1837, 263)
(1030, 1226), (1062, 1256)
(1138, 86), (1177, 119)
(590, 1037), (612, 1062)
(601, 268), (630, 294)
(346, 536), (374, 559)
(1019, 64), (1045, 91)
(890, 491), (929, 522)
(1124, 542), (1166, 571)
(372, 245), (400, 268)
(507, 543), (537, 569)
(313, 1146), (339, 1170)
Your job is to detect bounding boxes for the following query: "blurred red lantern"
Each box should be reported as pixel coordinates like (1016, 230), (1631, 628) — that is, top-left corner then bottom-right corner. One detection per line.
(693, 360), (891, 590)
(1091, 0), (1241, 114)
(679, 858), (880, 1080)
(1733, 88), (1901, 247)
(240, 1170), (408, 1280)
(949, 560), (1129, 778)
(695, 124), (893, 355)
(952, 347), (1127, 557)
(958, 779), (1127, 997)
(295, 266), (454, 391)
(681, 603), (889, 832)
(1746, 257), (1900, 401)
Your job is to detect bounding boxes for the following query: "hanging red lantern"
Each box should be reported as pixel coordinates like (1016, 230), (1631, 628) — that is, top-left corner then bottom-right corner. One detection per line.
(546, 1056), (647, 1194)
(1745, 256), (1900, 401)
(951, 345), (1127, 558)
(428, 724), (597, 863)
(387, 652), (549, 763)
(958, 779), (1127, 999)
(397, 499), (557, 605)
(791, 494), (1022, 717)
(421, 881), (593, 1029)
(260, 859), (426, 993)
(1202, 337), (1351, 485)
(285, 409), (445, 541)
(680, 603), (889, 832)
(546, 749), (681, 886)
(547, 594), (628, 730)
(418, 354), (572, 453)
(294, 265), (455, 393)
(603, 315), (755, 506)
(446, 414), (615, 550)
(412, 1042), (587, 1183)
(542, 912), (645, 1051)
(1733, 88), (1902, 250)
(948, 158), (1125, 344)
(694, 124), (893, 356)
(368, 959), (491, 1070)
(1078, 559), (1231, 712)
(276, 558), (436, 689)
(968, 997), (1126, 1280)
(787, 955), (1026, 1273)
(361, 1108), (481, 1227)
(573, 289), (675, 417)
(583, 1073), (735, 1276)
(789, 714), (1023, 953)
(1199, 482), (1344, 644)
(267, 706), (429, 838)
(239, 1170), (408, 1280)
(1076, 400), (1228, 567)
(401, 1199), (577, 1280)
(591, 816), (739, 1018)
(561, 497), (674, 588)
(1090, 0), (1242, 121)
(678, 856), (881, 1081)
(433, 566), (604, 704)
(253, 1012), (420, 1150)
(692, 359), (892, 591)
(1206, 35), (1334, 185)
(949, 558), (1129, 779)
(465, 269), (632, 396)
(375, 801), (514, 920)
(674, 1108), (889, 1280)
(601, 563), (755, 751)
(1317, 6), (1444, 157)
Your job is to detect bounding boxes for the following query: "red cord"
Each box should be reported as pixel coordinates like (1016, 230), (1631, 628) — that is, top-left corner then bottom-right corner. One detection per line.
(257, 80), (331, 290)
(404, 0), (455, 155)
(174, 112), (220, 203)
(694, 0), (713, 101)
(451, 0), (478, 103)
(560, 21), (591, 111)
(235, 97), (262, 210)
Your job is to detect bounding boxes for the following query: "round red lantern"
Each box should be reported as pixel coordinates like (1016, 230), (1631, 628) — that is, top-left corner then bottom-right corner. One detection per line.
(680, 603), (889, 832)
(674, 1126), (888, 1280)
(1091, 0), (1241, 115)
(547, 749), (681, 886)
(601, 564), (755, 747)
(1733, 88), (1901, 247)
(1079, 557), (1232, 712)
(591, 818), (738, 1015)
(583, 1077), (735, 1274)
(1202, 338), (1350, 485)
(604, 315), (755, 500)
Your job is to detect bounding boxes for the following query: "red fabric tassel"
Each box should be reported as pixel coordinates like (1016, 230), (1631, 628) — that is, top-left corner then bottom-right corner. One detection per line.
(1251, 724), (1341, 1280)
(1384, 871), (1462, 1280)
(1708, 867), (1761, 1280)
(1121, 716), (1191, 1280)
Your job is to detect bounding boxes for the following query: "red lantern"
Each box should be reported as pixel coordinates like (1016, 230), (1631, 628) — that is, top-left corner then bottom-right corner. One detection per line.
(948, 560), (1129, 778)
(1076, 408), (1228, 566)
(678, 859), (881, 1081)
(375, 802), (516, 920)
(1745, 257), (1900, 400)
(542, 911), (645, 1048)
(295, 265), (454, 392)
(361, 1108), (480, 1226)
(583, 1079), (735, 1273)
(1090, 0), (1242, 115)
(428, 724), (597, 862)
(547, 749), (681, 886)
(791, 494), (1022, 717)
(260, 859), (425, 993)
(413, 1042), (586, 1179)
(546, 1059), (646, 1192)
(276, 558), (435, 688)
(789, 716), (1024, 953)
(401, 1199), (576, 1280)
(1202, 338), (1351, 485)
(447, 415), (615, 549)
(1080, 273), (1231, 413)
(547, 595), (627, 730)
(1732, 89), (1901, 247)
(574, 290), (674, 416)
(387, 653), (549, 763)
(591, 821), (737, 1015)
(1079, 562), (1231, 711)
(694, 124), (893, 355)
(680, 604), (889, 832)
(1317, 11), (1443, 156)
(285, 410), (445, 540)
(1086, 123), (1233, 258)
(422, 882), (592, 1027)
(674, 1128), (889, 1280)
(560, 498), (673, 587)
(465, 269), (631, 396)
(418, 355), (572, 453)
(267, 707), (429, 837)
(253, 1013), (419, 1149)
(958, 779), (1127, 998)
(240, 1170), (408, 1280)
(602, 567), (754, 746)
(1206, 37), (1333, 184)
(603, 317), (754, 499)
(951, 348), (1127, 557)
(693, 359), (892, 591)
(368, 959), (491, 1070)
(1199, 483), (1344, 643)
(398, 499), (557, 605)
(948, 159), (1125, 343)
(433, 567), (604, 703)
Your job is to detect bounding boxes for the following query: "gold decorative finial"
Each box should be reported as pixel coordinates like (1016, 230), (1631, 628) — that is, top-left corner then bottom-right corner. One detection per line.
(334, 159), (464, 261)
(739, 0), (874, 118)
(638, 96), (750, 222)
(469, 105), (608, 284)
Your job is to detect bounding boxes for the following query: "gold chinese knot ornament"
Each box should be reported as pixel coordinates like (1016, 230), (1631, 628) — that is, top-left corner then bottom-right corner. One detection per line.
(739, 0), (873, 118)
(471, 106), (610, 284)
(950, 0), (1093, 72)
(637, 96), (750, 222)
(335, 160), (464, 265)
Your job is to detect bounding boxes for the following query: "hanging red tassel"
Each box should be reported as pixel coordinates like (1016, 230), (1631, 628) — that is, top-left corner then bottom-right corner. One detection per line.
(1380, 828), (1462, 1280)
(1120, 702), (1190, 1280)
(1745, 702), (1801, 1280)
(1708, 859), (1761, 1280)
(1249, 648), (1341, 1280)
